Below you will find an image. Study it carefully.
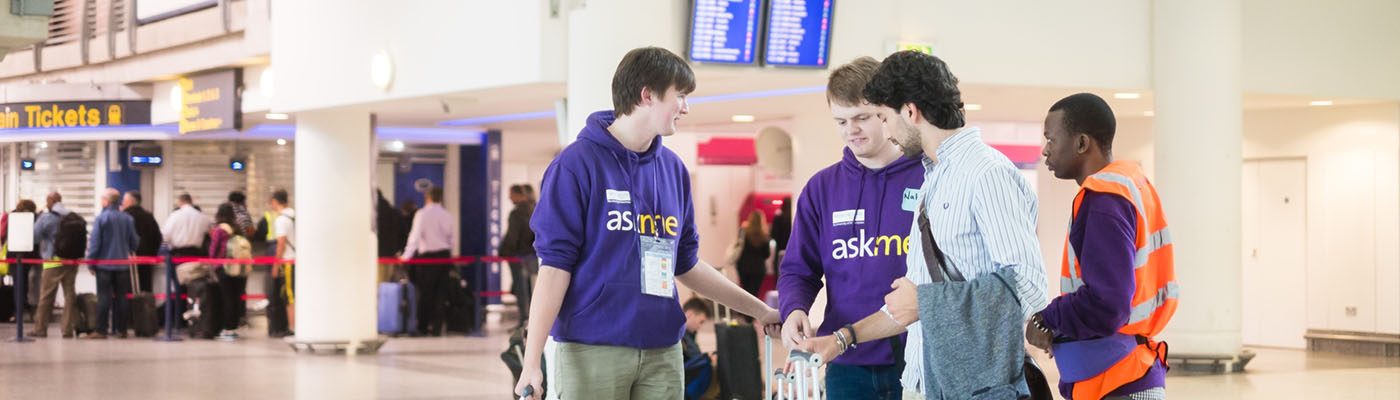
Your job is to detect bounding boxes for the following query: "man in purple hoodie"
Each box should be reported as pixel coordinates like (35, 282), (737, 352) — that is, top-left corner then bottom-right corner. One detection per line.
(777, 56), (924, 400)
(514, 47), (780, 400)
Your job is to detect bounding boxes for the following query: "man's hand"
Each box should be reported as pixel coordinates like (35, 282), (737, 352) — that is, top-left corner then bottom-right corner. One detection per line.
(782, 310), (815, 349)
(885, 277), (919, 325)
(514, 365), (543, 400)
(1025, 314), (1054, 356)
(796, 334), (842, 366)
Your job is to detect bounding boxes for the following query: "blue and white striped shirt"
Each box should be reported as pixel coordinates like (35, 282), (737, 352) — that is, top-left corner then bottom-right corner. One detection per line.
(892, 126), (1051, 394)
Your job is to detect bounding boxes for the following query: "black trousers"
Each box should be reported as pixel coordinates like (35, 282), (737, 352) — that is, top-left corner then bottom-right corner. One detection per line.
(213, 268), (246, 331)
(410, 250), (452, 335)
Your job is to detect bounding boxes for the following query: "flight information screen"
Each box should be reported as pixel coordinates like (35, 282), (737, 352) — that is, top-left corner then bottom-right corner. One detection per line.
(763, 0), (834, 67)
(689, 0), (762, 64)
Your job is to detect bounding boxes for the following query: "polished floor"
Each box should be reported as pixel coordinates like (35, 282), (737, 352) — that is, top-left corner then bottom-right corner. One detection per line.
(2, 309), (1397, 400)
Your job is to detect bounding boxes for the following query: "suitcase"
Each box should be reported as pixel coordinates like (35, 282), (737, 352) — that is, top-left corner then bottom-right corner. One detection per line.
(773, 348), (825, 400)
(444, 279), (475, 334)
(377, 281), (418, 334)
(184, 278), (223, 339)
(129, 266), (159, 337)
(502, 328), (546, 398)
(73, 293), (99, 334)
(714, 303), (764, 400)
(0, 283), (13, 322)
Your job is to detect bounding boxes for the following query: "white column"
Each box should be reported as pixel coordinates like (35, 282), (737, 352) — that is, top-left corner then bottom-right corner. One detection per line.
(445, 145), (462, 256)
(1153, 0), (1244, 357)
(292, 109), (378, 346)
(564, 0), (685, 144)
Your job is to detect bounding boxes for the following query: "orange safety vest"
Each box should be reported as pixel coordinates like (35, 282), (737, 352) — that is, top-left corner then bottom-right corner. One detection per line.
(1059, 161), (1178, 400)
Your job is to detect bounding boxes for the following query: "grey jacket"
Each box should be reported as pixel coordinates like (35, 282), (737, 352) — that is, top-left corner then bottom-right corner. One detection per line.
(917, 267), (1029, 399)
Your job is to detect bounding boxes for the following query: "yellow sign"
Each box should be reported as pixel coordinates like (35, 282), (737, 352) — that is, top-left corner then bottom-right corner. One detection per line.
(177, 69), (241, 135)
(0, 101), (149, 129)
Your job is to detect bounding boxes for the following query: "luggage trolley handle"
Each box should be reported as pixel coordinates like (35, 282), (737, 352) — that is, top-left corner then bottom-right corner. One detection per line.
(765, 335), (772, 399)
(784, 350), (824, 400)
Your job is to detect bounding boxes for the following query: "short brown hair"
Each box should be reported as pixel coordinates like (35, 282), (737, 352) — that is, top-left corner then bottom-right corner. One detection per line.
(612, 47), (696, 116)
(827, 56), (881, 107)
(426, 187), (444, 203)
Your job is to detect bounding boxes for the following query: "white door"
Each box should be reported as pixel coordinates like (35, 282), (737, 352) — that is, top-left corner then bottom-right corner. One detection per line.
(1241, 159), (1308, 349)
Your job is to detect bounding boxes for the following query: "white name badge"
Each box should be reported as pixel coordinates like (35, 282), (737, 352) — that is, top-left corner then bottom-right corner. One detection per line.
(639, 235), (677, 298)
(902, 188), (921, 212)
(606, 189), (632, 204)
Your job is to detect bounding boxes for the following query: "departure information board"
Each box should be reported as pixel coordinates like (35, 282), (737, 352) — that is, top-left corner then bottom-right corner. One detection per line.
(763, 0), (834, 67)
(689, 0), (762, 64)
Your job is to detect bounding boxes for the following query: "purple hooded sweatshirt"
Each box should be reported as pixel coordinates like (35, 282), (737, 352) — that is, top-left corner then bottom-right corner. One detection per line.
(531, 110), (701, 349)
(778, 147), (925, 366)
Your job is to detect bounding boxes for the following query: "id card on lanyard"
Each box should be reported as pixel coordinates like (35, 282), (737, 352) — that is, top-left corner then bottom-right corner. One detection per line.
(639, 235), (677, 298)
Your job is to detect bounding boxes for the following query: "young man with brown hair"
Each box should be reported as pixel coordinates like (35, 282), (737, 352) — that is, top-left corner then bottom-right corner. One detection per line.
(778, 56), (924, 399)
(515, 47), (779, 400)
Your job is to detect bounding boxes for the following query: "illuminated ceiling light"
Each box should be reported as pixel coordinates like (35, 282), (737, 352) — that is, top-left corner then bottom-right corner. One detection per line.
(964, 104), (982, 111)
(276, 138), (288, 146)
(1143, 111), (1155, 117)
(731, 114), (756, 123)
(260, 68), (276, 98)
(370, 50), (394, 91)
(1309, 100), (1333, 106)
(38, 141), (49, 149)
(390, 140), (406, 152)
(169, 85), (182, 112)
(265, 113), (289, 120)
(1114, 92), (1141, 99)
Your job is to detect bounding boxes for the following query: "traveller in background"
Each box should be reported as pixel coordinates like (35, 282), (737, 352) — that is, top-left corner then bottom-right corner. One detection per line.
(401, 186), (456, 336)
(227, 191), (256, 237)
(88, 188), (141, 339)
(209, 203), (247, 340)
(32, 192), (82, 338)
(123, 191), (162, 297)
(769, 196), (792, 276)
(5, 200), (40, 323)
(736, 211), (769, 299)
(267, 189), (296, 337)
(376, 189), (408, 282)
(163, 193), (209, 258)
(500, 183), (538, 327)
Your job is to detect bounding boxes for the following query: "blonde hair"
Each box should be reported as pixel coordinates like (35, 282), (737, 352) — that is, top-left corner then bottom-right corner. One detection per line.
(744, 211), (768, 245)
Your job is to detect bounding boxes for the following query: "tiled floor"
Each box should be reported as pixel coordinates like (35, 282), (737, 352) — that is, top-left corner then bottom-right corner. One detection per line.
(2, 311), (1397, 399)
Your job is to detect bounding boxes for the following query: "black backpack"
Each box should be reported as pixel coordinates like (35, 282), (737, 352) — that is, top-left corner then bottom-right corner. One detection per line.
(54, 212), (87, 259)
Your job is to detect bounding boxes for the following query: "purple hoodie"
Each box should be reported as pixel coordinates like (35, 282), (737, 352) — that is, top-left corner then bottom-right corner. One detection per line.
(532, 110), (701, 349)
(778, 147), (925, 365)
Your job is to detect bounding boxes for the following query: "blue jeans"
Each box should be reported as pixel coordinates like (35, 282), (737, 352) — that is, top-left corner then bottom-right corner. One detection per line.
(826, 362), (902, 400)
(95, 269), (131, 335)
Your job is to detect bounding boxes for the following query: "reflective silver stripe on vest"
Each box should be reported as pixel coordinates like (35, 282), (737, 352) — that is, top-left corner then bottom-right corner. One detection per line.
(1127, 281), (1180, 325)
(1134, 228), (1173, 269)
(1089, 172), (1144, 218)
(1064, 219), (1084, 294)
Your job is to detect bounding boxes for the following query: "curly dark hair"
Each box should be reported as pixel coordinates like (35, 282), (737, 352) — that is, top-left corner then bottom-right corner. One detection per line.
(862, 51), (965, 130)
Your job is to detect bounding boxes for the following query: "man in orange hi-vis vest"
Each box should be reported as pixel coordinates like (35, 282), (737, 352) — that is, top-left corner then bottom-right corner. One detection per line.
(1028, 93), (1178, 400)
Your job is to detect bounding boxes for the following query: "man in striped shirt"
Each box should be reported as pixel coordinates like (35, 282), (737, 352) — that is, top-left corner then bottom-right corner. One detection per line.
(798, 50), (1050, 400)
